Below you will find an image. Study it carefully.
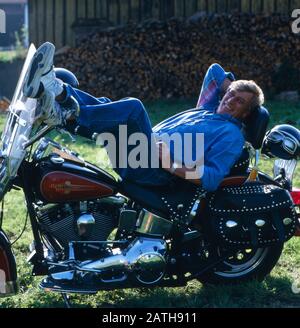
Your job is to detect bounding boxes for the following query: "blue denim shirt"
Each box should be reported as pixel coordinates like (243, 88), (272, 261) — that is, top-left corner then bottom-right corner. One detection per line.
(66, 64), (244, 192)
(153, 64), (245, 191)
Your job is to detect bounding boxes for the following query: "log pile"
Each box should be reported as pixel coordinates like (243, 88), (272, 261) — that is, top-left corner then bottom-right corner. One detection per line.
(0, 97), (10, 112)
(55, 13), (299, 101)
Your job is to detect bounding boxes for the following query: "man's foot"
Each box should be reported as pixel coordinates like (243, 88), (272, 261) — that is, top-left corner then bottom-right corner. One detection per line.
(35, 91), (62, 126)
(23, 42), (63, 99)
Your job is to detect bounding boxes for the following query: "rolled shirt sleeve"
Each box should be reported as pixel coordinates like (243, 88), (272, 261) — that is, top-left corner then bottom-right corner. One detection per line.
(197, 63), (235, 111)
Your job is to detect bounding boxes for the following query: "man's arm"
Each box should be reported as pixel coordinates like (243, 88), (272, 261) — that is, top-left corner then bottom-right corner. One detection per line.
(200, 131), (245, 191)
(158, 142), (202, 185)
(196, 63), (235, 110)
(165, 165), (202, 185)
(158, 128), (244, 191)
(221, 77), (232, 95)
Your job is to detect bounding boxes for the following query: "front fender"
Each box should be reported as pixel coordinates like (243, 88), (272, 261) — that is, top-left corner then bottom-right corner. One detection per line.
(0, 230), (18, 297)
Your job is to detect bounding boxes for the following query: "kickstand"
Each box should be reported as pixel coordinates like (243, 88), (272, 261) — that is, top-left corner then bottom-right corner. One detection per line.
(61, 293), (72, 308)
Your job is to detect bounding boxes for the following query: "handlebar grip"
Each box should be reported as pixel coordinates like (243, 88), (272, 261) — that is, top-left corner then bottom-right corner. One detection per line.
(66, 121), (98, 140)
(75, 125), (97, 140)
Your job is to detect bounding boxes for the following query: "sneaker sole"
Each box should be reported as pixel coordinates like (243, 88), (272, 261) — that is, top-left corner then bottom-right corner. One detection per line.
(23, 42), (55, 98)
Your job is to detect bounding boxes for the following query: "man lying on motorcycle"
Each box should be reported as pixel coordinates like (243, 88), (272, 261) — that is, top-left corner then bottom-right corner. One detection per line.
(23, 42), (264, 192)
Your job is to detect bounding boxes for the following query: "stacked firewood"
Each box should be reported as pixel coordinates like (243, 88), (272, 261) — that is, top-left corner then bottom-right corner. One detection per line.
(55, 13), (299, 100)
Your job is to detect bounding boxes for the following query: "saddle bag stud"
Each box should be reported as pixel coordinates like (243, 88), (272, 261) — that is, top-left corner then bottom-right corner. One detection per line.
(283, 217), (293, 225)
(255, 219), (266, 227)
(226, 220), (238, 228)
(177, 204), (184, 211)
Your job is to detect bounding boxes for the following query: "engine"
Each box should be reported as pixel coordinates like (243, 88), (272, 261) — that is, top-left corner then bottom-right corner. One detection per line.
(36, 196), (126, 250)
(47, 236), (168, 287)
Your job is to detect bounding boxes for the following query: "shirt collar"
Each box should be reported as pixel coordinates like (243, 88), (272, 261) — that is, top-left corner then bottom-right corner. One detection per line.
(216, 113), (243, 129)
(203, 110), (243, 129)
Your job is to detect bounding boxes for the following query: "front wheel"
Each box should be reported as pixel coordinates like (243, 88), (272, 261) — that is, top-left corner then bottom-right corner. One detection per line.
(198, 243), (283, 285)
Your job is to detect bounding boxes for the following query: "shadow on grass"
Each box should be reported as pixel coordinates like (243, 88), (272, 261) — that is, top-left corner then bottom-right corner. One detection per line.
(13, 274), (299, 308)
(91, 276), (300, 309)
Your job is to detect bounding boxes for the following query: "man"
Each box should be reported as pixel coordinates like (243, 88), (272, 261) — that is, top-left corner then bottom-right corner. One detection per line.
(23, 42), (264, 192)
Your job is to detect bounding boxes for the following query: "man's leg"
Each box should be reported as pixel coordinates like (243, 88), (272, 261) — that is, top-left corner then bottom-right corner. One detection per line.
(23, 42), (66, 126)
(23, 42), (171, 186)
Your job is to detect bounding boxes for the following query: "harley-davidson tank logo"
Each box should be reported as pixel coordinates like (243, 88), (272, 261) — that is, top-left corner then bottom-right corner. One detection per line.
(50, 181), (95, 194)
(40, 171), (114, 202)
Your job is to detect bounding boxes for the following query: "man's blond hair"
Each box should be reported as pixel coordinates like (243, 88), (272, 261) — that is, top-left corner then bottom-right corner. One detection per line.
(229, 80), (265, 111)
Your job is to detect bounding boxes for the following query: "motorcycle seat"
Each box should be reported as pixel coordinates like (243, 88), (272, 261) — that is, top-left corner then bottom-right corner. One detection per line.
(119, 176), (200, 218)
(243, 106), (270, 150)
(119, 174), (252, 221)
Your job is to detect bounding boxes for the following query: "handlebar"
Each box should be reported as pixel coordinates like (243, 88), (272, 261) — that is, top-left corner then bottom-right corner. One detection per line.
(65, 121), (98, 141)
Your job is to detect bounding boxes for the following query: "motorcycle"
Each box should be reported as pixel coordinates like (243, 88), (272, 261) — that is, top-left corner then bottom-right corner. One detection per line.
(0, 44), (300, 306)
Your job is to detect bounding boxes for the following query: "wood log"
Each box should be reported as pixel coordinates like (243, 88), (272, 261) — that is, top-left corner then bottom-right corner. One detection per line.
(55, 12), (300, 101)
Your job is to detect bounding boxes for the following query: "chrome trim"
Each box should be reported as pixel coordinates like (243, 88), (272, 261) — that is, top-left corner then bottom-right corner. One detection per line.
(283, 217), (293, 225)
(79, 237), (167, 284)
(23, 125), (54, 149)
(0, 280), (18, 297)
(91, 133), (99, 141)
(226, 220), (238, 228)
(57, 128), (76, 143)
(77, 213), (95, 237)
(98, 195), (126, 206)
(255, 149), (260, 167)
(50, 155), (65, 164)
(136, 210), (173, 236)
(255, 219), (266, 227)
(74, 125), (80, 135)
(50, 270), (75, 281)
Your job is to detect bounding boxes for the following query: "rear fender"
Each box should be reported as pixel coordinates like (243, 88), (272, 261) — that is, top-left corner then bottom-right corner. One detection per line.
(291, 188), (300, 237)
(0, 230), (18, 297)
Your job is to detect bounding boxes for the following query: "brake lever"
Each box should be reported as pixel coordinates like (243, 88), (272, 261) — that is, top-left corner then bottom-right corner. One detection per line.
(57, 128), (76, 143)
(24, 125), (54, 149)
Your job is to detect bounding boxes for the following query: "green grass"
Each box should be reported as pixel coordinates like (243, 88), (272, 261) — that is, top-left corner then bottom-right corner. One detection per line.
(0, 50), (26, 63)
(1, 98), (300, 308)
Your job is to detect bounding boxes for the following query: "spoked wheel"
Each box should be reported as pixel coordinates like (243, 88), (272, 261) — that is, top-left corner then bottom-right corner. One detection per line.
(198, 243), (284, 285)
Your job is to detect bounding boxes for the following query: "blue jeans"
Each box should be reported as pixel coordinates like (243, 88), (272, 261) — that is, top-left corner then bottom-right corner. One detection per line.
(63, 85), (173, 186)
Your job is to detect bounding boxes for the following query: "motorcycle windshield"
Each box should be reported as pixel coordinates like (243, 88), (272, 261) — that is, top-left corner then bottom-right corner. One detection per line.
(0, 44), (37, 196)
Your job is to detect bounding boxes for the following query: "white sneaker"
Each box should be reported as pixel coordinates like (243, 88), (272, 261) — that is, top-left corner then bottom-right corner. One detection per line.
(35, 91), (62, 126)
(23, 42), (63, 98)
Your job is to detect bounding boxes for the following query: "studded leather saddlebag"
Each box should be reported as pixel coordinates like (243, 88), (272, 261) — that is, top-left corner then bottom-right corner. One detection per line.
(206, 182), (297, 248)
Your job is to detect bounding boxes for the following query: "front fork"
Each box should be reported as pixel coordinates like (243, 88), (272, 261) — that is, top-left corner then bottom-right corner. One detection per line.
(291, 188), (300, 236)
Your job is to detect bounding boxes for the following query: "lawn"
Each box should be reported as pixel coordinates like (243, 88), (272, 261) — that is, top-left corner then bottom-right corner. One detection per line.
(0, 98), (300, 308)
(0, 49), (26, 63)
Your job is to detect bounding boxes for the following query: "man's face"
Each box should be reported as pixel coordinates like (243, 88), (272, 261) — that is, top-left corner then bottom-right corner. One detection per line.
(217, 88), (254, 120)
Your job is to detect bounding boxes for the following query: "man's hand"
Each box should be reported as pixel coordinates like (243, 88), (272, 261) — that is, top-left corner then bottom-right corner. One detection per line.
(220, 78), (232, 96)
(157, 141), (172, 170)
(157, 141), (202, 185)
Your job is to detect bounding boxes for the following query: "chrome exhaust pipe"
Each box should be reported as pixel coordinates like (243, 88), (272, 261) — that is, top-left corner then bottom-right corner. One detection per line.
(79, 237), (167, 284)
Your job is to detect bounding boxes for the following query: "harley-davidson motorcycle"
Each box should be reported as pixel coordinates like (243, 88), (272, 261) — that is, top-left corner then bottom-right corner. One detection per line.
(1, 45), (300, 306)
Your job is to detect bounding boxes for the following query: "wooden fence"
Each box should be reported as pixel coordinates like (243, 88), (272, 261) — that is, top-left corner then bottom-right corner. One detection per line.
(28, 0), (300, 48)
